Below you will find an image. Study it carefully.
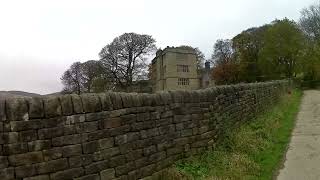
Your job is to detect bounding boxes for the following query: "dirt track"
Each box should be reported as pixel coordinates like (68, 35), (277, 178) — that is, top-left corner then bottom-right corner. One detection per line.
(277, 90), (320, 180)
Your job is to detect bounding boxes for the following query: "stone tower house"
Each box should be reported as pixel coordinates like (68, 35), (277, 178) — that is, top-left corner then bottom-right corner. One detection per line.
(151, 46), (200, 92)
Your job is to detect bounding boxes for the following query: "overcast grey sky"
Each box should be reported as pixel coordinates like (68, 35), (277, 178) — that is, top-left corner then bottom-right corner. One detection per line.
(0, 0), (315, 94)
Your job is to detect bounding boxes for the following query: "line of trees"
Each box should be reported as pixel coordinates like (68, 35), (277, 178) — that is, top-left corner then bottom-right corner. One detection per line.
(61, 2), (320, 94)
(211, 2), (320, 85)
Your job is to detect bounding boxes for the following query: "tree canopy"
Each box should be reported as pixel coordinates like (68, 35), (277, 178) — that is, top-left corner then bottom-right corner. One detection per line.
(99, 33), (156, 91)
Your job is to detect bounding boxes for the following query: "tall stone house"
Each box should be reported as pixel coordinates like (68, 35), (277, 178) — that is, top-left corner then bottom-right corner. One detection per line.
(151, 46), (214, 92)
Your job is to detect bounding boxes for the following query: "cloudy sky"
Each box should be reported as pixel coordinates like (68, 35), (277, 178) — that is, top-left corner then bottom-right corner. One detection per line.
(0, 0), (315, 94)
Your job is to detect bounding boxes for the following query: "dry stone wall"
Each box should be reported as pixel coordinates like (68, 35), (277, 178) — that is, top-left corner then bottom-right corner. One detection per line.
(0, 81), (289, 180)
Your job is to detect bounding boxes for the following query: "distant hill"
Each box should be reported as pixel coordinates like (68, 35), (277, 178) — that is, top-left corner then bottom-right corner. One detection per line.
(0, 91), (41, 100)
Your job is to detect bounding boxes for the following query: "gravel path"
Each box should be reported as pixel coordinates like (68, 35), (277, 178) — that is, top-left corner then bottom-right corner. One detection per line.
(277, 90), (320, 180)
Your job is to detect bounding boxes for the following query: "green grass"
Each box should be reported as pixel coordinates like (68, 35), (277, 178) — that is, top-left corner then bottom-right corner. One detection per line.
(171, 89), (302, 180)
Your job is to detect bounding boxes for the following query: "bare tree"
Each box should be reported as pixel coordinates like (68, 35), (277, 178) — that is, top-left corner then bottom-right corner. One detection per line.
(99, 33), (156, 91)
(81, 60), (105, 92)
(61, 60), (109, 94)
(61, 62), (83, 94)
(211, 39), (234, 65)
(300, 2), (320, 42)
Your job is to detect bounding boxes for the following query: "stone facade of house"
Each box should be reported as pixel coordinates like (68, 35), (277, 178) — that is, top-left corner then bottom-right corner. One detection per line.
(151, 46), (214, 92)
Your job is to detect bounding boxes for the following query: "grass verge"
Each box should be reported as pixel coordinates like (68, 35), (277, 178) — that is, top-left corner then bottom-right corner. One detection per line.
(171, 89), (302, 180)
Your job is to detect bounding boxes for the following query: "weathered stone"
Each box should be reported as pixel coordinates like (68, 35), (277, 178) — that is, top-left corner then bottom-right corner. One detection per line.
(44, 96), (62, 118)
(0, 167), (14, 179)
(81, 94), (101, 113)
(15, 164), (37, 178)
(6, 98), (28, 121)
(3, 132), (19, 144)
(84, 160), (109, 174)
(28, 97), (44, 119)
(0, 156), (8, 169)
(61, 144), (82, 157)
(98, 93), (112, 111)
(8, 151), (43, 166)
(140, 128), (159, 139)
(100, 168), (115, 179)
(37, 158), (69, 174)
(120, 93), (133, 108)
(42, 148), (62, 161)
(69, 155), (93, 168)
(74, 174), (100, 180)
(0, 100), (6, 121)
(75, 121), (98, 133)
(108, 92), (123, 109)
(109, 155), (126, 167)
(102, 117), (122, 129)
(3, 143), (28, 155)
(41, 117), (65, 128)
(52, 134), (81, 146)
(10, 119), (42, 131)
(98, 137), (114, 149)
(19, 130), (37, 142)
(50, 167), (84, 180)
(70, 94), (83, 114)
(24, 175), (50, 180)
(60, 95), (73, 115)
(28, 140), (51, 151)
(38, 127), (64, 139)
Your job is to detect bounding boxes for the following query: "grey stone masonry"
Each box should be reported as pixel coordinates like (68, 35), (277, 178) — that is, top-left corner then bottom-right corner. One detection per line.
(0, 81), (289, 180)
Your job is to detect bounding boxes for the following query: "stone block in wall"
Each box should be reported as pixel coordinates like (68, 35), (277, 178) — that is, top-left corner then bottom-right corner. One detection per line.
(3, 143), (28, 155)
(44, 96), (62, 118)
(10, 119), (42, 131)
(36, 158), (69, 174)
(65, 114), (85, 125)
(75, 121), (98, 133)
(28, 97), (45, 119)
(0, 167), (14, 179)
(3, 132), (19, 144)
(84, 160), (109, 174)
(50, 167), (84, 180)
(139, 164), (156, 178)
(74, 174), (100, 180)
(38, 127), (64, 139)
(0, 100), (6, 121)
(80, 94), (101, 113)
(169, 91), (184, 103)
(100, 168), (115, 179)
(158, 92), (172, 105)
(15, 164), (37, 178)
(98, 93), (112, 111)
(8, 151), (43, 166)
(52, 134), (82, 146)
(61, 144), (82, 157)
(149, 151), (166, 163)
(19, 130), (37, 142)
(140, 94), (152, 107)
(70, 94), (83, 114)
(28, 140), (51, 151)
(131, 93), (143, 107)
(24, 175), (50, 180)
(101, 117), (122, 129)
(109, 155), (126, 168)
(6, 98), (28, 121)
(60, 95), (73, 115)
(120, 93), (133, 108)
(0, 156), (8, 169)
(69, 155), (93, 168)
(108, 92), (123, 110)
(125, 149), (143, 162)
(140, 128), (159, 139)
(42, 148), (63, 161)
(115, 161), (135, 176)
